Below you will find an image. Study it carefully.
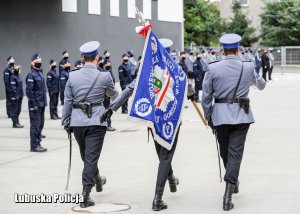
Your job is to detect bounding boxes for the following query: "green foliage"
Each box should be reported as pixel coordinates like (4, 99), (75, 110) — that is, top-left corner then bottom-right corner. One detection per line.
(260, 0), (300, 46)
(184, 0), (225, 46)
(225, 2), (258, 46)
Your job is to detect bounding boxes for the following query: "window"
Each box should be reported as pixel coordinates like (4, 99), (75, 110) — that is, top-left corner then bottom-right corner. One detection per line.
(232, 0), (249, 6)
(158, 0), (183, 23)
(88, 0), (101, 15)
(62, 0), (77, 13)
(143, 0), (151, 19)
(110, 0), (119, 17)
(128, 0), (136, 18)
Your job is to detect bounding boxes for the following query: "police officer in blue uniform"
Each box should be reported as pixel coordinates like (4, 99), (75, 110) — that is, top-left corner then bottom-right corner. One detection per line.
(59, 61), (71, 105)
(47, 60), (60, 120)
(59, 50), (69, 75)
(118, 54), (132, 113)
(202, 34), (266, 211)
(61, 41), (119, 208)
(3, 56), (15, 118)
(10, 65), (24, 128)
(26, 53), (47, 152)
(193, 52), (205, 103)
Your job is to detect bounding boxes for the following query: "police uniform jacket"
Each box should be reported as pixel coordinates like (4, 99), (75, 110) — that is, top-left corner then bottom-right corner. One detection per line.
(60, 70), (69, 92)
(201, 56), (266, 126)
(46, 69), (59, 94)
(268, 53), (275, 67)
(193, 59), (204, 81)
(26, 67), (47, 108)
(61, 64), (118, 127)
(186, 55), (195, 72)
(118, 63), (132, 87)
(59, 59), (68, 74)
(200, 58), (208, 72)
(10, 74), (23, 99)
(178, 60), (188, 75)
(3, 66), (13, 95)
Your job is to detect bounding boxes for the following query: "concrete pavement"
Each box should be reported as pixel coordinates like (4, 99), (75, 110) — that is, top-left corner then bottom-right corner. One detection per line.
(0, 70), (300, 214)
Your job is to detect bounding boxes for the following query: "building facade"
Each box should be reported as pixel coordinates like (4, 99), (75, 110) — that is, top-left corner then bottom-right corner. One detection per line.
(0, 0), (183, 99)
(211, 0), (279, 36)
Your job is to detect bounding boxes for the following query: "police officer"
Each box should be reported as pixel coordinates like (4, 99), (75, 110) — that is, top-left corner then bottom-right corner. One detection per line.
(178, 52), (188, 75)
(103, 50), (110, 63)
(61, 41), (119, 208)
(201, 34), (266, 211)
(193, 52), (205, 103)
(185, 49), (195, 75)
(74, 60), (84, 70)
(46, 60), (60, 120)
(127, 50), (138, 77)
(118, 54), (132, 113)
(3, 56), (15, 118)
(102, 60), (116, 131)
(255, 48), (262, 75)
(97, 56), (104, 72)
(261, 48), (270, 81)
(59, 50), (70, 75)
(59, 61), (71, 105)
(10, 65), (24, 128)
(268, 48), (275, 81)
(26, 53), (47, 152)
(101, 38), (195, 211)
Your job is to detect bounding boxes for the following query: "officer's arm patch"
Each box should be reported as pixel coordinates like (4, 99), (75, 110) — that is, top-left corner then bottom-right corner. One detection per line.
(10, 82), (16, 84)
(27, 79), (34, 82)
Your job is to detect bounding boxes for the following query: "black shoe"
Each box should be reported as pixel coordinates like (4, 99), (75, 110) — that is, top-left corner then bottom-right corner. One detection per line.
(80, 186), (95, 208)
(223, 183), (235, 211)
(40, 134), (46, 139)
(106, 126), (116, 131)
(234, 180), (239, 194)
(168, 174), (179, 193)
(95, 174), (106, 192)
(39, 146), (47, 152)
(13, 124), (24, 128)
(152, 186), (168, 211)
(51, 116), (58, 120)
(31, 147), (46, 152)
(122, 111), (128, 114)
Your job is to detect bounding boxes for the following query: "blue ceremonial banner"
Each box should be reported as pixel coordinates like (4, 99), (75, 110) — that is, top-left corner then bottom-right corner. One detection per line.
(128, 30), (187, 150)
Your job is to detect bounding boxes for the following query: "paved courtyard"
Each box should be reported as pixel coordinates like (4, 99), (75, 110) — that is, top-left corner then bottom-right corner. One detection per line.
(0, 69), (300, 214)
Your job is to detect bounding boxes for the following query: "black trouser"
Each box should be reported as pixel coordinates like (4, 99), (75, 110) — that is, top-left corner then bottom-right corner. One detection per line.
(103, 96), (112, 127)
(262, 66), (269, 81)
(121, 85), (128, 113)
(11, 98), (22, 125)
(29, 107), (45, 150)
(73, 126), (107, 187)
(5, 91), (12, 117)
(269, 66), (273, 80)
(49, 93), (59, 118)
(194, 76), (204, 101)
(216, 123), (250, 184)
(152, 127), (180, 187)
(60, 90), (64, 105)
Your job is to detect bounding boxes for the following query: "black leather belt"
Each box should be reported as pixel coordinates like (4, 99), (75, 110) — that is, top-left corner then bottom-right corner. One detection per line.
(73, 102), (103, 109)
(215, 98), (239, 104)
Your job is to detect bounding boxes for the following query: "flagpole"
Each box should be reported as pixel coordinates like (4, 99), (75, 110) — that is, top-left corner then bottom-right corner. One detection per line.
(192, 101), (208, 127)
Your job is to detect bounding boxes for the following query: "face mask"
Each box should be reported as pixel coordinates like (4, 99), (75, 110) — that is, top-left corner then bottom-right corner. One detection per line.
(197, 57), (201, 60)
(63, 57), (69, 60)
(123, 59), (128, 63)
(212, 52), (215, 55)
(181, 57), (186, 61)
(105, 56), (110, 60)
(51, 66), (57, 70)
(65, 66), (71, 71)
(105, 66), (111, 70)
(99, 62), (104, 67)
(9, 63), (15, 67)
(34, 63), (42, 69)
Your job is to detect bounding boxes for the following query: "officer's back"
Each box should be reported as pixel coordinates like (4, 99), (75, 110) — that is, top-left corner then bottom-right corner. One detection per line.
(203, 56), (265, 126)
(63, 64), (117, 126)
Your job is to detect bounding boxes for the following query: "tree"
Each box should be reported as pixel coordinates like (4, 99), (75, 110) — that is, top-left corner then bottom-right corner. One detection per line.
(224, 2), (258, 46)
(260, 0), (300, 46)
(184, 0), (225, 46)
